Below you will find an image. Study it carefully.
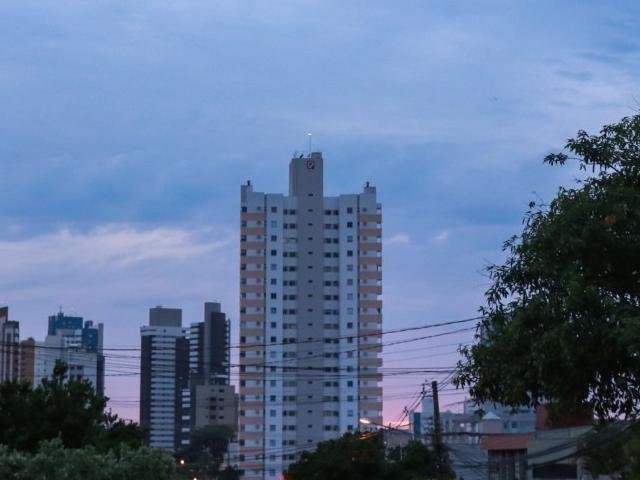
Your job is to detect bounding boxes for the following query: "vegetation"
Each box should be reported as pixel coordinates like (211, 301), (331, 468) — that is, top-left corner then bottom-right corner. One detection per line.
(0, 439), (175, 480)
(0, 361), (143, 452)
(583, 422), (640, 479)
(284, 432), (453, 480)
(175, 425), (237, 479)
(454, 114), (640, 421)
(0, 360), (176, 479)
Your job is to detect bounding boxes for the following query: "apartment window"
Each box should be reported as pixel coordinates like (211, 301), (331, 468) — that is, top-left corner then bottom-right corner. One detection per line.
(347, 264), (354, 271)
(347, 235), (353, 242)
(270, 264), (277, 271)
(270, 278), (277, 285)
(347, 221), (353, 228)
(271, 206), (277, 213)
(347, 207), (353, 214)
(270, 293), (277, 299)
(347, 308), (354, 315)
(347, 250), (353, 257)
(271, 249), (277, 256)
(271, 235), (277, 241)
(242, 206), (247, 212)
(270, 307), (277, 314)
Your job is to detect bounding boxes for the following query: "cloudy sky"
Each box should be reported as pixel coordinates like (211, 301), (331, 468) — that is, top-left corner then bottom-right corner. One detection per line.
(1, 0), (639, 421)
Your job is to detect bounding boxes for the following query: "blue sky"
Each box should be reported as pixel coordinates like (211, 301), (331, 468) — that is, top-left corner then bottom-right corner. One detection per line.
(1, 0), (639, 420)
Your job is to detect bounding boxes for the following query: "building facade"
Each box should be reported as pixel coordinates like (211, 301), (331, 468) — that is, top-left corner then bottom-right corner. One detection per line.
(46, 311), (105, 394)
(140, 306), (190, 451)
(189, 302), (237, 434)
(0, 306), (20, 382)
(238, 153), (383, 479)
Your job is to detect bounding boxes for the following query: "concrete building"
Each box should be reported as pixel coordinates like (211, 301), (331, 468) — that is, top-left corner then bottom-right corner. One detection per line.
(140, 306), (190, 451)
(481, 407), (596, 480)
(33, 334), (99, 387)
(19, 337), (36, 384)
(0, 306), (20, 382)
(412, 397), (536, 445)
(238, 153), (383, 479)
(189, 302), (238, 434)
(46, 311), (105, 394)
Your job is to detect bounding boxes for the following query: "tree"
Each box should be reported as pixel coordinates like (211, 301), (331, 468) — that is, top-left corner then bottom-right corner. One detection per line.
(583, 422), (640, 479)
(454, 114), (640, 420)
(284, 432), (452, 480)
(0, 360), (143, 452)
(0, 438), (175, 480)
(175, 425), (234, 479)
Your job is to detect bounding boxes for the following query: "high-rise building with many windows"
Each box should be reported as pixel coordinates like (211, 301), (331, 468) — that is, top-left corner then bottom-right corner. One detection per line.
(140, 307), (190, 451)
(0, 306), (20, 382)
(238, 153), (383, 479)
(189, 302), (238, 434)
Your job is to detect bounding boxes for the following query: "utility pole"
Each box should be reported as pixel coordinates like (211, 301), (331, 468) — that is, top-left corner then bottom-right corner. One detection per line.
(432, 380), (444, 478)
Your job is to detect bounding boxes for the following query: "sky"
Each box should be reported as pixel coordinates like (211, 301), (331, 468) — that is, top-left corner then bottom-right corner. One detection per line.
(1, 0), (639, 422)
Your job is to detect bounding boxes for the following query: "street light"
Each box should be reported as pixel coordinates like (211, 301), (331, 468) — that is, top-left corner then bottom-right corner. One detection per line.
(359, 418), (372, 425)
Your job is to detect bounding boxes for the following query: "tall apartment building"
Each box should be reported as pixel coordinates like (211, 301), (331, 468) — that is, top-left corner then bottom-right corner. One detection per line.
(140, 307), (190, 451)
(238, 153), (383, 479)
(189, 302), (238, 433)
(43, 311), (105, 394)
(0, 306), (20, 382)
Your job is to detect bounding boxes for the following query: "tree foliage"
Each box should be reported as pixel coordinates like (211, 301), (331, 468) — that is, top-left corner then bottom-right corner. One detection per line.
(0, 439), (175, 480)
(583, 422), (640, 479)
(0, 360), (143, 452)
(454, 114), (640, 420)
(175, 425), (235, 479)
(283, 432), (452, 480)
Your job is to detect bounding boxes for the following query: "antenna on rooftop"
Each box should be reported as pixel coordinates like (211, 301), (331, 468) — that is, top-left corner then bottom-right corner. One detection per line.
(307, 133), (312, 156)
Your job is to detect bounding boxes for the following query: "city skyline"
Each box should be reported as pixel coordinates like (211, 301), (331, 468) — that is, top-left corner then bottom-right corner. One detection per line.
(2, 0), (640, 426)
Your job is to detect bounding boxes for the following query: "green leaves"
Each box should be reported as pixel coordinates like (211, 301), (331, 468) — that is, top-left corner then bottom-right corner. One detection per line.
(0, 360), (143, 453)
(283, 433), (453, 480)
(0, 439), (175, 480)
(455, 114), (640, 420)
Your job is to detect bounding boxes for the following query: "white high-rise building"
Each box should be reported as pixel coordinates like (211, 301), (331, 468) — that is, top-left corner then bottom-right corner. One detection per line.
(140, 307), (190, 451)
(238, 153), (383, 479)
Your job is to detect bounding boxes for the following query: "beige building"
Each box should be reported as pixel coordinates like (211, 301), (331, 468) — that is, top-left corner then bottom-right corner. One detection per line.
(192, 383), (238, 432)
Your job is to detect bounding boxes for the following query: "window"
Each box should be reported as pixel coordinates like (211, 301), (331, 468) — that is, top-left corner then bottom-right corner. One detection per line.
(271, 249), (277, 256)
(270, 278), (277, 285)
(270, 264), (277, 271)
(242, 206), (247, 212)
(347, 207), (353, 214)
(270, 307), (277, 314)
(270, 220), (277, 228)
(347, 264), (354, 271)
(271, 206), (277, 213)
(347, 221), (353, 228)
(347, 250), (353, 257)
(271, 235), (277, 241)
(347, 235), (353, 242)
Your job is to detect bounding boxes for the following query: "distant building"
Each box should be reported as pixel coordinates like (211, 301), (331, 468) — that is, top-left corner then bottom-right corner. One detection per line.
(189, 302), (237, 434)
(481, 406), (595, 480)
(411, 397), (536, 445)
(140, 306), (190, 452)
(39, 311), (105, 394)
(18, 337), (35, 384)
(0, 306), (20, 382)
(34, 334), (99, 386)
